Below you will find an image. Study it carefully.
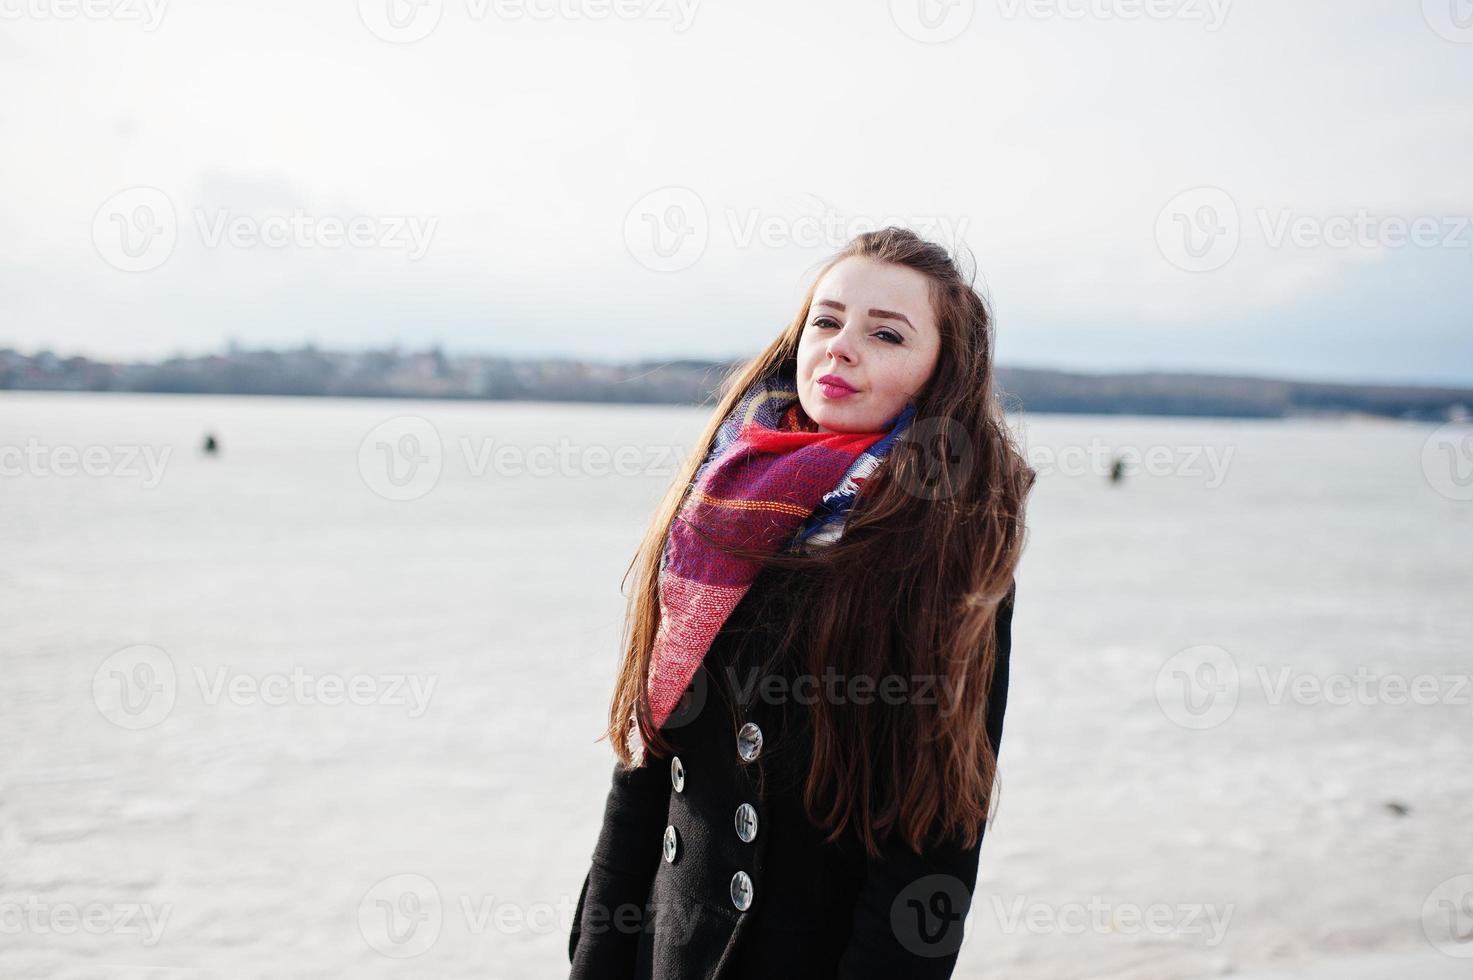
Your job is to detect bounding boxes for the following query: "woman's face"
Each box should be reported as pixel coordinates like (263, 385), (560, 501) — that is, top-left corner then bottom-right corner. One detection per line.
(796, 255), (942, 434)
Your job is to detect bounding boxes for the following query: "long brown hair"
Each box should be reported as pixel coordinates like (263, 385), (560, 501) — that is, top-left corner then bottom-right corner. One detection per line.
(604, 226), (1035, 858)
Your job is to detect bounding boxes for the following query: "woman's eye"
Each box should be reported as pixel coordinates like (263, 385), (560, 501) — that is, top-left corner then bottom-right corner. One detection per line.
(810, 317), (902, 345)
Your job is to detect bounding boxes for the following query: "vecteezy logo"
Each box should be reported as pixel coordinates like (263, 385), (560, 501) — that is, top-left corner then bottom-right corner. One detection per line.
(1423, 874), (1473, 958)
(889, 0), (974, 43)
(1421, 421), (1473, 501)
(1155, 644), (1239, 730)
(93, 187), (178, 272)
(92, 644), (178, 730)
(358, 416), (444, 501)
(623, 186), (708, 273)
(358, 0), (443, 42)
(1422, 0), (1473, 43)
(890, 873), (971, 957)
(358, 873), (442, 958)
(663, 663), (710, 730)
(1155, 187), (1241, 273)
(893, 415), (974, 501)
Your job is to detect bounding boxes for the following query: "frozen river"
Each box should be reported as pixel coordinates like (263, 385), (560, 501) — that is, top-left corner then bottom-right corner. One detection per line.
(2, 391), (1469, 978)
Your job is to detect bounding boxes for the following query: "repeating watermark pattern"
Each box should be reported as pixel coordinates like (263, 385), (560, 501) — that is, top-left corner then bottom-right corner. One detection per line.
(357, 0), (699, 43)
(987, 894), (1235, 945)
(890, 0), (1230, 43)
(728, 665), (967, 717)
(382, 865), (1254, 960)
(1027, 438), (1235, 487)
(92, 186), (437, 273)
(357, 419), (1238, 505)
(1156, 186), (1473, 273)
(1156, 645), (1473, 730)
(356, 415), (693, 501)
(0, 439), (171, 487)
(92, 644), (438, 730)
(92, 187), (177, 273)
(1422, 0), (1473, 43)
(358, 0), (444, 42)
(890, 880), (1234, 957)
(726, 203), (968, 256)
(893, 415), (976, 502)
(1422, 421), (1473, 501)
(359, 874), (442, 958)
(1155, 644), (1239, 730)
(458, 436), (688, 480)
(1155, 187), (1241, 273)
(192, 209), (436, 259)
(623, 186), (708, 273)
(357, 874), (699, 958)
(0, 0), (167, 30)
(1423, 873), (1473, 958)
(889, 0), (975, 43)
(1257, 209), (1472, 252)
(891, 873), (973, 957)
(0, 898), (172, 946)
(994, 0), (1231, 30)
(194, 666), (437, 717)
(359, 416), (444, 502)
(1255, 665), (1473, 709)
(574, 896), (700, 943)
(93, 645), (178, 731)
(623, 186), (970, 273)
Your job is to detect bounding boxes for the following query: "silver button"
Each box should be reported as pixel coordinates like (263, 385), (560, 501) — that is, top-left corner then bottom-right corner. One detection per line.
(730, 870), (754, 911)
(735, 803), (758, 843)
(671, 756), (685, 793)
(736, 721), (763, 763)
(663, 825), (680, 864)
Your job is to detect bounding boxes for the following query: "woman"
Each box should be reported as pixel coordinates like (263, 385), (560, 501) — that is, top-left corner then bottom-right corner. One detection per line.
(568, 226), (1034, 979)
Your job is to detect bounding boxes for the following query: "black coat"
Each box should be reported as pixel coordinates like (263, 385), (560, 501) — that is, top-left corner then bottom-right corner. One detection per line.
(568, 563), (1015, 980)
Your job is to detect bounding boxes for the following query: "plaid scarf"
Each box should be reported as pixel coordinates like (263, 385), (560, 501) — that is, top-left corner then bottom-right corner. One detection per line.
(643, 369), (916, 733)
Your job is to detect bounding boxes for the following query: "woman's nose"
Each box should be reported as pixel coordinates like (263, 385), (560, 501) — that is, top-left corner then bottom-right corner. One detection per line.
(826, 327), (855, 363)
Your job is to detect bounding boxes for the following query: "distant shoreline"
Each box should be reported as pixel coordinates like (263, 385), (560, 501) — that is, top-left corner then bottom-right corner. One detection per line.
(3, 345), (1469, 423)
(0, 386), (1446, 427)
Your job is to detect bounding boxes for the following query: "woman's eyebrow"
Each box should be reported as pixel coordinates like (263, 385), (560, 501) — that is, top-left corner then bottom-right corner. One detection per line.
(814, 298), (915, 333)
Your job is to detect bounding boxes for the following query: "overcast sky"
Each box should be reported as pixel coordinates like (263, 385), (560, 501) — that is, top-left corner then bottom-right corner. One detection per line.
(2, 0), (1470, 385)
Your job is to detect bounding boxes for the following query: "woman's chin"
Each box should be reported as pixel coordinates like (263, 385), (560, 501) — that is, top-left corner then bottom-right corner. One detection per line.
(809, 410), (874, 435)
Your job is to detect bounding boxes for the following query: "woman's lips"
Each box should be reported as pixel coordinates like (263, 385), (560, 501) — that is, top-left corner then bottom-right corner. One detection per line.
(817, 375), (857, 399)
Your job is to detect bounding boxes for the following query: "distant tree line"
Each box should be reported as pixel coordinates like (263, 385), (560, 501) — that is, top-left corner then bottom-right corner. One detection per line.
(1, 345), (1468, 422)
